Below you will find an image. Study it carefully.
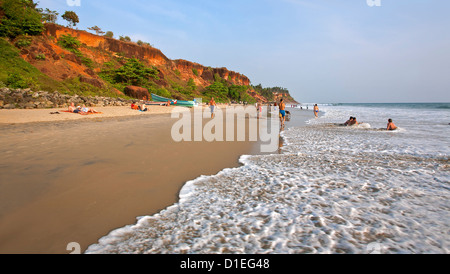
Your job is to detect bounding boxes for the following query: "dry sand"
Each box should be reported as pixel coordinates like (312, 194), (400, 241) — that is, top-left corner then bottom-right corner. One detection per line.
(0, 105), (184, 125)
(0, 105), (267, 253)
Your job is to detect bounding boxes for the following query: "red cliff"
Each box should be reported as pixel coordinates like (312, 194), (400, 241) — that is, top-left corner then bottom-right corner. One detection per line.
(44, 24), (251, 88)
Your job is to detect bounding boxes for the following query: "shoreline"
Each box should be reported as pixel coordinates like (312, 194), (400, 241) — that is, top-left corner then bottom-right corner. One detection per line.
(0, 105), (270, 254)
(85, 107), (316, 253)
(85, 107), (315, 253)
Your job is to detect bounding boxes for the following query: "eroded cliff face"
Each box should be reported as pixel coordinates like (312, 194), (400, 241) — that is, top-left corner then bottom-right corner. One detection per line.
(14, 24), (300, 103)
(43, 24), (251, 89)
(171, 59), (250, 87)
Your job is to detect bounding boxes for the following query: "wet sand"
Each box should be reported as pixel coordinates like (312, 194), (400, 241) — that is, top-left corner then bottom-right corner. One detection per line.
(0, 105), (270, 253)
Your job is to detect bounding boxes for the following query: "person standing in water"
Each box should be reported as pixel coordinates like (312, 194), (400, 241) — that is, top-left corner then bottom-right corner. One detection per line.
(279, 99), (286, 127)
(314, 104), (319, 118)
(387, 119), (398, 130)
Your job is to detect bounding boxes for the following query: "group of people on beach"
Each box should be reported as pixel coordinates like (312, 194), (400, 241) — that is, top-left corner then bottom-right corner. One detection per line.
(131, 102), (148, 112)
(68, 102), (99, 114)
(207, 98), (398, 131)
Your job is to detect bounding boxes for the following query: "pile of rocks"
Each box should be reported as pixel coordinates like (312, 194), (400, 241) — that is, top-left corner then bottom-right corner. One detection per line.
(0, 88), (133, 109)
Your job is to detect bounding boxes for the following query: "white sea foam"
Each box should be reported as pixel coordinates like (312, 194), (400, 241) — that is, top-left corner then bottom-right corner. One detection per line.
(86, 105), (450, 254)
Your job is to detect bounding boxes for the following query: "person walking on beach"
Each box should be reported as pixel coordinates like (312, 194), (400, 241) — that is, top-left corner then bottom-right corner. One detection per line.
(314, 104), (319, 118)
(279, 99), (286, 127)
(256, 102), (262, 119)
(387, 119), (398, 130)
(209, 97), (216, 118)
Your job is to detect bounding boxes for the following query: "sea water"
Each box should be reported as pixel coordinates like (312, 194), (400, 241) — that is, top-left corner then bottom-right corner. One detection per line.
(86, 103), (449, 254)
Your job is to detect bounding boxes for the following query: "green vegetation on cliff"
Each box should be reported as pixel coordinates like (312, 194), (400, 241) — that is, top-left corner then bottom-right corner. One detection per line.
(0, 0), (44, 38)
(201, 74), (256, 104)
(0, 37), (60, 90)
(0, 37), (126, 98)
(99, 58), (159, 89)
(253, 84), (296, 103)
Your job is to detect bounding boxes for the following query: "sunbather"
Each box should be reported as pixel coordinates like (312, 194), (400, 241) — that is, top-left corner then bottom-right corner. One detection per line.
(131, 102), (140, 110)
(80, 105), (98, 114)
(68, 102), (77, 112)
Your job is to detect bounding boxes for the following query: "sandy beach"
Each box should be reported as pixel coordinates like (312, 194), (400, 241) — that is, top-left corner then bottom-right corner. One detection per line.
(0, 105), (184, 125)
(0, 104), (271, 254)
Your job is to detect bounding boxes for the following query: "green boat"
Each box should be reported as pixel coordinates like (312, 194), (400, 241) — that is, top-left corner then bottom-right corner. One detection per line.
(151, 93), (198, 107)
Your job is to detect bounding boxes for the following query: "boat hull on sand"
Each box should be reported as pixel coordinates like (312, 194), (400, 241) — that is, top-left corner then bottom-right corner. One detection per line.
(151, 94), (197, 107)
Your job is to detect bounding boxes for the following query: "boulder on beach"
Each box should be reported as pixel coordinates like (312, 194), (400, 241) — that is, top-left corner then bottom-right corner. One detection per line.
(124, 86), (149, 100)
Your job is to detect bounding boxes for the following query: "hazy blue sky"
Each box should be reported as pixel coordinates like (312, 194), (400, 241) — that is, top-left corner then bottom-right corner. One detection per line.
(39, 0), (450, 103)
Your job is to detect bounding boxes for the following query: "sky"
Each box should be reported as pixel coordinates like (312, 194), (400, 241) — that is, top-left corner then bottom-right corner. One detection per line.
(37, 0), (450, 103)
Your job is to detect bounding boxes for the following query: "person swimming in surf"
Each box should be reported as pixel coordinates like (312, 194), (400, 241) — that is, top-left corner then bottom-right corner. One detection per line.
(344, 117), (358, 126)
(387, 119), (397, 130)
(344, 117), (353, 126)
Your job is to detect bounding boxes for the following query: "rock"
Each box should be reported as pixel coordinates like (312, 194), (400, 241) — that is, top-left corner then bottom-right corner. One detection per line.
(24, 102), (36, 109)
(1, 88), (11, 94)
(111, 88), (123, 95)
(84, 69), (95, 76)
(124, 86), (149, 100)
(65, 53), (82, 65)
(44, 101), (54, 108)
(79, 76), (104, 88)
(0, 88), (136, 110)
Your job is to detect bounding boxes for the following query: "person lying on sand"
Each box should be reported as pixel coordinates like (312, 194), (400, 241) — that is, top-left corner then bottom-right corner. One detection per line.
(140, 103), (148, 112)
(80, 105), (99, 114)
(72, 106), (82, 114)
(68, 102), (77, 112)
(61, 105), (101, 115)
(387, 119), (398, 130)
(131, 102), (140, 110)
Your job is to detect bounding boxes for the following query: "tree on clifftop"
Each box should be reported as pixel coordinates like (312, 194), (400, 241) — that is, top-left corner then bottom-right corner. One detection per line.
(119, 36), (131, 42)
(62, 11), (79, 28)
(104, 31), (114, 38)
(88, 26), (105, 36)
(41, 8), (59, 23)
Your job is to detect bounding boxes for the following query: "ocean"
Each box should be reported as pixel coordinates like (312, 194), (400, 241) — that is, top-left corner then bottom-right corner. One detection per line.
(86, 103), (449, 254)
